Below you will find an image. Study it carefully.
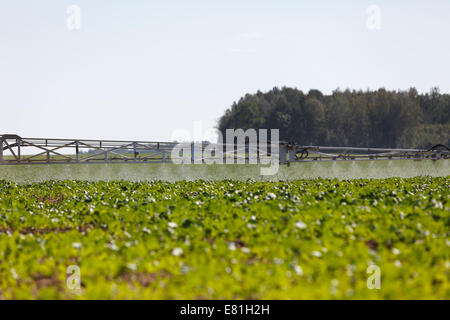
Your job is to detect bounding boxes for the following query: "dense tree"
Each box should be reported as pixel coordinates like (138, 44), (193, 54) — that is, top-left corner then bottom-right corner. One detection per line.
(218, 87), (450, 148)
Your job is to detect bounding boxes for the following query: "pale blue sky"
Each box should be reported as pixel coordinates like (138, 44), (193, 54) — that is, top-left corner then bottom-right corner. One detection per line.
(1, 1), (449, 141)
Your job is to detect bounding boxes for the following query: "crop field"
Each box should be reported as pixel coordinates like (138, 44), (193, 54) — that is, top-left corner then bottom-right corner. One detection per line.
(1, 159), (449, 183)
(0, 176), (448, 299)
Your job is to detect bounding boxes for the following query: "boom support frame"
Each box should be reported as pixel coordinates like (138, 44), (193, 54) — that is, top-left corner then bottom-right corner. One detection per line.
(0, 135), (448, 165)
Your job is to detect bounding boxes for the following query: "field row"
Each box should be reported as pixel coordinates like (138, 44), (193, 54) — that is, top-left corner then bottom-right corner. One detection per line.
(0, 177), (448, 299)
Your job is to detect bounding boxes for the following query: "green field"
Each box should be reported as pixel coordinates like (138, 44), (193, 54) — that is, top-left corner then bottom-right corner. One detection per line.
(0, 176), (448, 299)
(1, 159), (449, 183)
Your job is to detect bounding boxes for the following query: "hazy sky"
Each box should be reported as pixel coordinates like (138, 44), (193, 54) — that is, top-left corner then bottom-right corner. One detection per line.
(1, 0), (449, 141)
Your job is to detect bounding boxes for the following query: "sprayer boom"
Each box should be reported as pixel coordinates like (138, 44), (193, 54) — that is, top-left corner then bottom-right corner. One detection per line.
(0, 135), (448, 165)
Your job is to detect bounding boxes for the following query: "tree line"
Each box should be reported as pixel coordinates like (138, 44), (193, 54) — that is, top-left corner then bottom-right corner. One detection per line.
(217, 87), (450, 148)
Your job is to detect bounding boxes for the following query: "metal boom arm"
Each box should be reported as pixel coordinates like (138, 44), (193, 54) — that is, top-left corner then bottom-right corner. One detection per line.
(0, 135), (448, 165)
